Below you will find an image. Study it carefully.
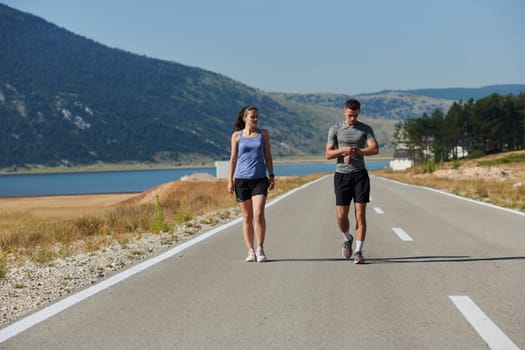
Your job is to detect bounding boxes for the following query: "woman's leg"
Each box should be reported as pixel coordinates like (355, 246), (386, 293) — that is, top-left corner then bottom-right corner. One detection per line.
(251, 194), (267, 248)
(239, 199), (255, 250)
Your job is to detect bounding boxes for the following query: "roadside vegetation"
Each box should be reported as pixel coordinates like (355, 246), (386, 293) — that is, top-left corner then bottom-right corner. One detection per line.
(373, 150), (525, 211)
(392, 93), (525, 164)
(0, 174), (324, 277)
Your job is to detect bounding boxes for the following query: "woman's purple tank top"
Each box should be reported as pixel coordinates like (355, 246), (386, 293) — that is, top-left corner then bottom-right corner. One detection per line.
(236, 130), (267, 179)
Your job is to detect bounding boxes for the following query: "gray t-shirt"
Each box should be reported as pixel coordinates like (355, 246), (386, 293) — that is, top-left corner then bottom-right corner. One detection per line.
(326, 120), (376, 173)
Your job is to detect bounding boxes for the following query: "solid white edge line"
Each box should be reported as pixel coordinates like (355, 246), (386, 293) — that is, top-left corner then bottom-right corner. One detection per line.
(391, 227), (414, 241)
(0, 175), (328, 343)
(375, 176), (525, 217)
(0, 218), (240, 343)
(449, 296), (519, 350)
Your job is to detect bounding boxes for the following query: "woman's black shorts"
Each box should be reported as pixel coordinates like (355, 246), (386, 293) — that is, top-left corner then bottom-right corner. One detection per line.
(234, 177), (270, 202)
(334, 170), (370, 206)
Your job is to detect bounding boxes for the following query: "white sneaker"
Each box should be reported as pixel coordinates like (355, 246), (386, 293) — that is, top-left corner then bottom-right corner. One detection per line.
(256, 247), (267, 262)
(353, 251), (365, 264)
(245, 249), (256, 262)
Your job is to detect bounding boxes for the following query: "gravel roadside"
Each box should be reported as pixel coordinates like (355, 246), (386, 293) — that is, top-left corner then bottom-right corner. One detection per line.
(0, 207), (240, 327)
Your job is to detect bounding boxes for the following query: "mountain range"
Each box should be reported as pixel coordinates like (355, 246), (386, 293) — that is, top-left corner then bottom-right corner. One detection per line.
(1, 3), (524, 168)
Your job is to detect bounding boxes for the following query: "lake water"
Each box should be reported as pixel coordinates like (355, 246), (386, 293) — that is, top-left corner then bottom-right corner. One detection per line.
(0, 160), (390, 197)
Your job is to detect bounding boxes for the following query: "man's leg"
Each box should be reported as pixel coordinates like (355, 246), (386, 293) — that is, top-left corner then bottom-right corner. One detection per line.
(336, 205), (354, 259)
(352, 169), (370, 264)
(353, 203), (367, 264)
(354, 203), (367, 246)
(334, 172), (353, 258)
(336, 205), (351, 233)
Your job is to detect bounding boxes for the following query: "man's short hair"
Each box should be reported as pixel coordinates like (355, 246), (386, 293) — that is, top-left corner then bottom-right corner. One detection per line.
(344, 99), (361, 110)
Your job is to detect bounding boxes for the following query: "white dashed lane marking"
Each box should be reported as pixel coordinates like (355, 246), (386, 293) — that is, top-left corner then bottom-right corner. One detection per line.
(391, 227), (414, 241)
(373, 207), (384, 214)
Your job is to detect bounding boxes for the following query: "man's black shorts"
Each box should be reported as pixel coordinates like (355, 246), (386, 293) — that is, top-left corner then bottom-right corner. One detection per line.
(234, 177), (269, 202)
(334, 170), (370, 206)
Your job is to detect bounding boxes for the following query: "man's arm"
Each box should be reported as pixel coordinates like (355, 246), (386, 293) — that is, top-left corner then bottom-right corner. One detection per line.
(355, 138), (379, 156)
(325, 143), (355, 160)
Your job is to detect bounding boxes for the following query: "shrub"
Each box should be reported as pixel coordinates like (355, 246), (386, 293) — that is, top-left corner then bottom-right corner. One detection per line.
(75, 216), (102, 236)
(150, 196), (170, 233)
(424, 160), (436, 173)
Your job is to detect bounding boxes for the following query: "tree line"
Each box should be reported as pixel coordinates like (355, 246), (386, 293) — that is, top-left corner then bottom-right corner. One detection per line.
(393, 93), (525, 163)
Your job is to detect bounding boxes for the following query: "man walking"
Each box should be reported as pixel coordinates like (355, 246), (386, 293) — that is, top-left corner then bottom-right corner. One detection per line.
(325, 99), (378, 264)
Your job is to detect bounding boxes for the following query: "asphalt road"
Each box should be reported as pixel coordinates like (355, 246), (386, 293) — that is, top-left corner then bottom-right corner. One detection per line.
(1, 175), (524, 349)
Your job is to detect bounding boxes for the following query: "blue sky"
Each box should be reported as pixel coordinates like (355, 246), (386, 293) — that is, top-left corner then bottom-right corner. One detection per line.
(3, 0), (524, 94)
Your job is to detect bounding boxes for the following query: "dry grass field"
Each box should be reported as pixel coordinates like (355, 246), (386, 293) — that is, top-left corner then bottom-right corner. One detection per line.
(373, 150), (525, 211)
(0, 173), (324, 275)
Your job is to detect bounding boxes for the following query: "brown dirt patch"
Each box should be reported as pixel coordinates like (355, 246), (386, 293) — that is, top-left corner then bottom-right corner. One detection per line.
(425, 166), (518, 182)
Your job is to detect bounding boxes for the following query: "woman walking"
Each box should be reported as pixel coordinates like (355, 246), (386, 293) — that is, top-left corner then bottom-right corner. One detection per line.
(228, 106), (275, 262)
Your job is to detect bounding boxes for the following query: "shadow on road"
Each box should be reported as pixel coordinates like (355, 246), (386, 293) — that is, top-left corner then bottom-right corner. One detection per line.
(266, 256), (525, 263)
(367, 255), (525, 263)
(266, 258), (344, 262)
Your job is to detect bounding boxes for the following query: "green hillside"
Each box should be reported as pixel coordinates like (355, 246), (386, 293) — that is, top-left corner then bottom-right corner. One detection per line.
(0, 4), (337, 168)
